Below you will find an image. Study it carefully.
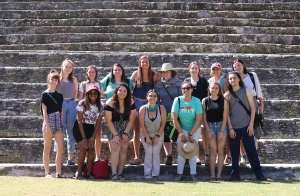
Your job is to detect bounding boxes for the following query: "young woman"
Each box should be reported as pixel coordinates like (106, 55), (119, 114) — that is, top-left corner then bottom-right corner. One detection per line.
(56, 58), (78, 165)
(104, 83), (136, 180)
(78, 65), (102, 162)
(155, 63), (182, 165)
(130, 56), (160, 165)
(224, 72), (266, 181)
(202, 82), (228, 181)
(207, 62), (231, 165)
(73, 86), (103, 179)
(101, 63), (134, 100)
(172, 81), (203, 181)
(139, 90), (166, 180)
(184, 61), (209, 165)
(41, 69), (64, 178)
(232, 59), (264, 165)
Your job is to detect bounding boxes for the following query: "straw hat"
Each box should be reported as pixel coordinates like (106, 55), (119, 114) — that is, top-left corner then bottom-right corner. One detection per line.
(158, 63), (177, 77)
(178, 141), (199, 159)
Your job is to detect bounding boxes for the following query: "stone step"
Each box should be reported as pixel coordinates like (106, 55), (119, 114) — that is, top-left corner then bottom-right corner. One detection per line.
(1, 163), (299, 180)
(0, 67), (298, 84)
(1, 9), (299, 20)
(1, 17), (299, 28)
(0, 138), (299, 164)
(2, 25), (300, 36)
(1, 98), (299, 119)
(0, 42), (299, 54)
(0, 116), (299, 139)
(1, 2), (299, 11)
(1, 33), (299, 45)
(0, 83), (299, 100)
(0, 51), (299, 69)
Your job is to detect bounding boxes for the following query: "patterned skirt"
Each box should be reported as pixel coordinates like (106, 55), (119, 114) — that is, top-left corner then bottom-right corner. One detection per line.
(42, 113), (64, 133)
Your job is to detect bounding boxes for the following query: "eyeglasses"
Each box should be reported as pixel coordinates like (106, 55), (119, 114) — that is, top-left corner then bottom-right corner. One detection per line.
(181, 87), (191, 91)
(148, 95), (157, 98)
(88, 92), (99, 96)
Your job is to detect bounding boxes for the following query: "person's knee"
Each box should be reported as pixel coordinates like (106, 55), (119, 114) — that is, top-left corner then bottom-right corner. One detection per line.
(110, 143), (120, 152)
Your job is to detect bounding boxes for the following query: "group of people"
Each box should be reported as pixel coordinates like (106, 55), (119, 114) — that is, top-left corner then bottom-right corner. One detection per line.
(41, 56), (266, 181)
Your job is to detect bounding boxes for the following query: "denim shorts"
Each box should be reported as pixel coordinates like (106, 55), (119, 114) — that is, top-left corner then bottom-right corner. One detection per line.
(207, 121), (228, 137)
(132, 97), (147, 117)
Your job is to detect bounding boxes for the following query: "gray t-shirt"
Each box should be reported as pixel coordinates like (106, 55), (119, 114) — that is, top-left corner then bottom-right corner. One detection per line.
(229, 87), (250, 129)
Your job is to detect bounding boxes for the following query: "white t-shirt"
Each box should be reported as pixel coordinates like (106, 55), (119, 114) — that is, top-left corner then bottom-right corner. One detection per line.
(243, 72), (263, 98)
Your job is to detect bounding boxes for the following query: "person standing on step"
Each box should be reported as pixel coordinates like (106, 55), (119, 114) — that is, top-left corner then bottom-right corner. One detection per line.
(101, 63), (134, 100)
(232, 59), (264, 166)
(73, 86), (103, 179)
(78, 65), (103, 162)
(202, 82), (228, 181)
(41, 69), (64, 178)
(130, 56), (160, 165)
(224, 71), (266, 181)
(172, 81), (203, 182)
(207, 63), (231, 165)
(56, 58), (78, 166)
(104, 83), (136, 180)
(155, 63), (182, 166)
(184, 61), (209, 166)
(139, 90), (166, 180)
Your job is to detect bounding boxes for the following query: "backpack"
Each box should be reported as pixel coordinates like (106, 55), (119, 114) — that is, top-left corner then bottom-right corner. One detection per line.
(105, 76), (130, 89)
(92, 160), (109, 179)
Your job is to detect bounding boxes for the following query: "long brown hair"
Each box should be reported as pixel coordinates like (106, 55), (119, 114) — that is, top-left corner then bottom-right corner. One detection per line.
(86, 65), (98, 83)
(60, 58), (75, 82)
(208, 82), (223, 97)
(136, 55), (153, 87)
(111, 83), (132, 117)
(188, 61), (202, 78)
(83, 90), (102, 112)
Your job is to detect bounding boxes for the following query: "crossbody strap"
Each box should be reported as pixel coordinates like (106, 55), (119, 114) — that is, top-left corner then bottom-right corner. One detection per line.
(46, 92), (58, 105)
(161, 81), (174, 100)
(230, 90), (251, 116)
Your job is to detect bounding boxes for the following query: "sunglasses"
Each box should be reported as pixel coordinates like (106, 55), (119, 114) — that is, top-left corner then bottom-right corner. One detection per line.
(88, 92), (99, 96)
(181, 87), (191, 91)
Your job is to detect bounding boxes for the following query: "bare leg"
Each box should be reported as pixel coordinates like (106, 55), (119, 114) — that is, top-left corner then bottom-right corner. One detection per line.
(76, 141), (87, 175)
(87, 147), (95, 174)
(132, 117), (140, 162)
(95, 130), (101, 160)
(117, 140), (130, 175)
(53, 131), (64, 174)
(224, 137), (231, 164)
(43, 130), (53, 174)
(208, 137), (217, 178)
(202, 128), (209, 163)
(110, 140), (121, 175)
(163, 142), (172, 156)
(240, 140), (246, 155)
(217, 136), (226, 178)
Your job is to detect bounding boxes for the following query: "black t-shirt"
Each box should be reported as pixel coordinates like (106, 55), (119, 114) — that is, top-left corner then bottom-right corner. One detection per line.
(40, 91), (63, 115)
(204, 96), (224, 122)
(104, 103), (136, 122)
(184, 77), (209, 101)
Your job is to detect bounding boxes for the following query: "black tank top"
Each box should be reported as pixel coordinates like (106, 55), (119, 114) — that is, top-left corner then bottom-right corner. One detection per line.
(204, 96), (224, 122)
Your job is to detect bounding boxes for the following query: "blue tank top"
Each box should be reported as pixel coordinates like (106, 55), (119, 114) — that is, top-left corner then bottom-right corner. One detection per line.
(133, 82), (154, 99)
(57, 81), (75, 99)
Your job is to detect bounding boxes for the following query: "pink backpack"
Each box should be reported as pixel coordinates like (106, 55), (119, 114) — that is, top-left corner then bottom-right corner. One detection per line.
(92, 160), (109, 179)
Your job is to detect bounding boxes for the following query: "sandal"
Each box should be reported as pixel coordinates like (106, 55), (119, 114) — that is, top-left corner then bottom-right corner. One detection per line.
(129, 158), (140, 165)
(111, 174), (119, 180)
(205, 154), (210, 166)
(216, 177), (223, 181)
(118, 174), (125, 180)
(174, 175), (182, 181)
(223, 155), (231, 165)
(210, 177), (216, 181)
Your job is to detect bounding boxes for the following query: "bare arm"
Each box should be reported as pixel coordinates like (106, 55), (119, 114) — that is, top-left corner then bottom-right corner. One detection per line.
(42, 103), (51, 131)
(78, 82), (84, 101)
(223, 79), (229, 93)
(139, 105), (152, 145)
(74, 78), (79, 101)
(224, 92), (236, 139)
(246, 88), (256, 136)
(202, 99), (211, 139)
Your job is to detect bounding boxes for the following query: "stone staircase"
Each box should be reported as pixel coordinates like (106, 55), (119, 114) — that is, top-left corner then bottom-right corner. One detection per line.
(0, 0), (300, 180)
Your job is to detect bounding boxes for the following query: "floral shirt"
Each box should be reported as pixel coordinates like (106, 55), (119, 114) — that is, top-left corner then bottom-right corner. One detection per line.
(76, 100), (104, 124)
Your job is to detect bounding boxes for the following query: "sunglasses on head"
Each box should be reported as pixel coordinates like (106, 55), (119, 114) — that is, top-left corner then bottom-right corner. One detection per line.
(181, 87), (191, 91)
(88, 91), (99, 96)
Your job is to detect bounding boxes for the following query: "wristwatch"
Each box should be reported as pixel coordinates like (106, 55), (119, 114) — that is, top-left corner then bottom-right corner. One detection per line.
(155, 134), (160, 138)
(123, 132), (129, 136)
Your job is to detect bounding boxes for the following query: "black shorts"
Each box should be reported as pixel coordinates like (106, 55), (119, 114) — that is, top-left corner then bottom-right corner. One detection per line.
(73, 120), (95, 143)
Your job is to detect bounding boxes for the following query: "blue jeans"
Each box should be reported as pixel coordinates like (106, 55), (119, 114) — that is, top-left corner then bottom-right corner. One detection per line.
(62, 100), (77, 153)
(132, 97), (147, 117)
(230, 126), (264, 178)
(207, 121), (228, 137)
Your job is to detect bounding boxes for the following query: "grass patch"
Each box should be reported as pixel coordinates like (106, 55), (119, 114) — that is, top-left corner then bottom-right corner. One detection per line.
(0, 177), (299, 196)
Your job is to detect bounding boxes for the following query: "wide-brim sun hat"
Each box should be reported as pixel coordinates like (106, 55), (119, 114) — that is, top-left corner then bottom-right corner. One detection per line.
(211, 62), (222, 70)
(86, 85), (100, 95)
(178, 141), (199, 159)
(158, 63), (177, 77)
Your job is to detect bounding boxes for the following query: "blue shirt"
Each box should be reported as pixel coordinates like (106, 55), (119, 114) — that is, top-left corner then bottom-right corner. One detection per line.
(171, 96), (203, 131)
(100, 75), (134, 99)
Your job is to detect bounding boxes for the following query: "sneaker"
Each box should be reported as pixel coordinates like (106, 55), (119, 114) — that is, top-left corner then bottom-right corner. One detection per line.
(256, 175), (267, 181)
(86, 173), (95, 180)
(56, 173), (64, 178)
(118, 174), (125, 180)
(94, 158), (100, 163)
(165, 155), (173, 165)
(66, 159), (75, 166)
(191, 175), (198, 182)
(229, 173), (241, 181)
(45, 173), (52, 178)
(111, 174), (119, 180)
(240, 155), (247, 166)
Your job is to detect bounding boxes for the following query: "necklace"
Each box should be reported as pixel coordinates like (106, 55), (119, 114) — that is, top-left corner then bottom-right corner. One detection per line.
(146, 103), (158, 112)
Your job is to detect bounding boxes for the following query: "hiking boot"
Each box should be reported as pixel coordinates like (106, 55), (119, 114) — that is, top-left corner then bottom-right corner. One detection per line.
(229, 172), (241, 181)
(165, 155), (173, 165)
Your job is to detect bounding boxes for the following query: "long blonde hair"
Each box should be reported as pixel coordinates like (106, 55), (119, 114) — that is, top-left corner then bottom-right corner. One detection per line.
(188, 61), (202, 78)
(60, 58), (75, 82)
(136, 55), (153, 87)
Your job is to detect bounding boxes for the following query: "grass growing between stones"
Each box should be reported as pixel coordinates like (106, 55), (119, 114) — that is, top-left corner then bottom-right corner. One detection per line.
(0, 177), (299, 196)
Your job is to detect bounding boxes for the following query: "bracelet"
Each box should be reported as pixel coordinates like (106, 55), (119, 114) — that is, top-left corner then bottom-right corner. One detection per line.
(188, 133), (193, 136)
(179, 133), (184, 136)
(155, 134), (160, 138)
(123, 132), (128, 136)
